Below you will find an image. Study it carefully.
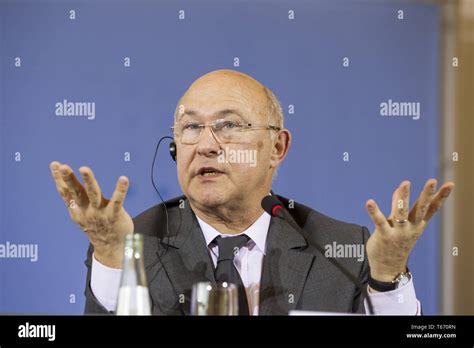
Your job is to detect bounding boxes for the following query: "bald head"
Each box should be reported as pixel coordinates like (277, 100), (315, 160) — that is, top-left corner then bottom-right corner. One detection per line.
(174, 69), (283, 129)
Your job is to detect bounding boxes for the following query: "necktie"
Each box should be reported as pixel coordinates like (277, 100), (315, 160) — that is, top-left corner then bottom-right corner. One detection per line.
(214, 235), (250, 315)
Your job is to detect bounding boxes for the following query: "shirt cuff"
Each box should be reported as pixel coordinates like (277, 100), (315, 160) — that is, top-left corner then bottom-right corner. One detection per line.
(364, 275), (421, 315)
(91, 253), (123, 312)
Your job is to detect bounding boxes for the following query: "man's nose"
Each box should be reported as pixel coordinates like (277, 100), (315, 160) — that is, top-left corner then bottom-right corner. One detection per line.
(196, 126), (221, 157)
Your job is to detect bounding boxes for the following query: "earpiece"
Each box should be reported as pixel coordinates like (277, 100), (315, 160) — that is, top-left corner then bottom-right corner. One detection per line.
(150, 135), (182, 313)
(169, 141), (177, 162)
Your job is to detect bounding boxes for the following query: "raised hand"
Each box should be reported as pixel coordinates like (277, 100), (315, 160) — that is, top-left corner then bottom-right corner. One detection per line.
(50, 161), (134, 268)
(365, 179), (455, 282)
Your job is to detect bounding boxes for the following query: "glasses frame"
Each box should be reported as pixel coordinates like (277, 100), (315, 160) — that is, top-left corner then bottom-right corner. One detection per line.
(171, 118), (281, 144)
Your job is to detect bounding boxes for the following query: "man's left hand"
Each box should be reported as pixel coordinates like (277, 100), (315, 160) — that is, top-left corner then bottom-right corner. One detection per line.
(365, 179), (455, 282)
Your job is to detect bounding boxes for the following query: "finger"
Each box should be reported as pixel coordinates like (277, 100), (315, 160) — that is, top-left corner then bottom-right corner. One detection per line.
(50, 161), (74, 206)
(388, 186), (399, 220)
(109, 176), (129, 215)
(79, 166), (103, 209)
(408, 179), (437, 224)
(393, 181), (410, 222)
(366, 199), (391, 231)
(424, 182), (455, 222)
(59, 164), (89, 208)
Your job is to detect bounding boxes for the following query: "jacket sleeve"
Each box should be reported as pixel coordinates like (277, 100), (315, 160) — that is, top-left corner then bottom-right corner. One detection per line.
(351, 226), (371, 314)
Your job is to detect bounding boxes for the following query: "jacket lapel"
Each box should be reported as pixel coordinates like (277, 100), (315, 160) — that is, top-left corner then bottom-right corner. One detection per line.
(259, 216), (315, 315)
(142, 196), (318, 315)
(143, 200), (216, 315)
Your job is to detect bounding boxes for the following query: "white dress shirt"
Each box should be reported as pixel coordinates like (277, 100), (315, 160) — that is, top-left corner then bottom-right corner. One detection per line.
(196, 213), (270, 315)
(91, 211), (421, 315)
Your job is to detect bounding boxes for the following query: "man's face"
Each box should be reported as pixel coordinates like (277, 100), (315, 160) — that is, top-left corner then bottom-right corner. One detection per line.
(174, 71), (276, 210)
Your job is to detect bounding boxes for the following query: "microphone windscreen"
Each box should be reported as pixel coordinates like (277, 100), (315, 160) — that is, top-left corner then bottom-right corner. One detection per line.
(261, 195), (283, 216)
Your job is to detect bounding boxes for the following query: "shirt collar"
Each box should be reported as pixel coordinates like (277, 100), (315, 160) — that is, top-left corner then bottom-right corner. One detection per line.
(196, 211), (271, 255)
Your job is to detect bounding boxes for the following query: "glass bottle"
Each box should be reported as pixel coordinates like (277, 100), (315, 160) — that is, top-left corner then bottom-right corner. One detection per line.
(116, 234), (151, 315)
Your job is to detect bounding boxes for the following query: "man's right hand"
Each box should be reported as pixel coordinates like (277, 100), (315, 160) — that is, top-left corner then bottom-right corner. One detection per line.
(49, 161), (134, 268)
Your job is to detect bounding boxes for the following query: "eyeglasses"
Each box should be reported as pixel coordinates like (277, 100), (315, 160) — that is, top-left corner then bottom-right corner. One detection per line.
(171, 119), (281, 144)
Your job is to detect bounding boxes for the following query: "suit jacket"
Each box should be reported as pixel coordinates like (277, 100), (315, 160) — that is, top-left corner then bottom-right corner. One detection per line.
(84, 194), (371, 315)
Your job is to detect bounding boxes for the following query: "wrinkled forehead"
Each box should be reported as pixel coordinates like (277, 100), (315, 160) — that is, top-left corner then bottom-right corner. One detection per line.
(177, 73), (269, 123)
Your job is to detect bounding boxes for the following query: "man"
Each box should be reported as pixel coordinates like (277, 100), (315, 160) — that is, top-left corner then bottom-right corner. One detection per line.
(50, 69), (454, 315)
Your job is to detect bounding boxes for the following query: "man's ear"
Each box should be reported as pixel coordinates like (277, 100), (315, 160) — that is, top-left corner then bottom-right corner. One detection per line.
(269, 129), (291, 169)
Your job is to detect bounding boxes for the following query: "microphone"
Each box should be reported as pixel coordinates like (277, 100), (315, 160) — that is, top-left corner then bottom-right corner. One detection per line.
(261, 195), (375, 315)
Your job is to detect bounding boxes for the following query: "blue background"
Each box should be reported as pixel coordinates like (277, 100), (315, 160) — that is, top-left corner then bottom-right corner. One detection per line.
(0, 0), (440, 314)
